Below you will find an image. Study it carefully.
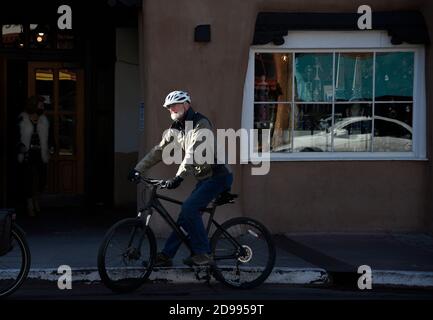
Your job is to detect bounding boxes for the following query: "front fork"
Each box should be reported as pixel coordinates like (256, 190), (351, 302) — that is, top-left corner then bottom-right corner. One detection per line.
(131, 207), (153, 252)
(137, 207), (153, 227)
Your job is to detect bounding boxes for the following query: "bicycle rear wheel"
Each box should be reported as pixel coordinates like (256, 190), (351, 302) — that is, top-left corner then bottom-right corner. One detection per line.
(210, 217), (275, 289)
(97, 218), (156, 293)
(0, 225), (31, 298)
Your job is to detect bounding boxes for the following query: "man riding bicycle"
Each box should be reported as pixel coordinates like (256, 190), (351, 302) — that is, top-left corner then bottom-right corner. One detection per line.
(128, 90), (232, 267)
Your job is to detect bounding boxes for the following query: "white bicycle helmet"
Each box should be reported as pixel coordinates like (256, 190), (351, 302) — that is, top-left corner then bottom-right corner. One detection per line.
(163, 90), (191, 108)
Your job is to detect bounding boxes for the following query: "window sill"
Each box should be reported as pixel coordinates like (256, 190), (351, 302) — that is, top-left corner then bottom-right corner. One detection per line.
(243, 153), (428, 162)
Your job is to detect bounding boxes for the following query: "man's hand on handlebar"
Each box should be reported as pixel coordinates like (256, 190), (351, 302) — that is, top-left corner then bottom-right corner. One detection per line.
(164, 176), (183, 189)
(128, 170), (182, 190)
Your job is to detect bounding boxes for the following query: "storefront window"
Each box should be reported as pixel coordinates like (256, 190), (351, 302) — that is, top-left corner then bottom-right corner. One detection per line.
(293, 104), (333, 152)
(373, 103), (413, 152)
(335, 53), (373, 102)
(375, 52), (413, 101)
(295, 53), (333, 102)
(334, 104), (373, 152)
(250, 49), (417, 156)
(254, 53), (293, 152)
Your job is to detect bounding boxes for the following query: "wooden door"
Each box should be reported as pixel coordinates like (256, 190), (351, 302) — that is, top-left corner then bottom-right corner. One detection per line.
(28, 62), (84, 194)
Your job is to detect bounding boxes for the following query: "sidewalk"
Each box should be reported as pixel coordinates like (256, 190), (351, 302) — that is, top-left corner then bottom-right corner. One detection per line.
(8, 212), (433, 289)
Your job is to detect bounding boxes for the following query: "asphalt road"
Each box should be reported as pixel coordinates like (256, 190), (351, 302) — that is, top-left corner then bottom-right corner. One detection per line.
(4, 280), (433, 300)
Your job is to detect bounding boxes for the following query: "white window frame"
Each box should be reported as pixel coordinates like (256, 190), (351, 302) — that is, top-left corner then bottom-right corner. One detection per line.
(241, 31), (426, 162)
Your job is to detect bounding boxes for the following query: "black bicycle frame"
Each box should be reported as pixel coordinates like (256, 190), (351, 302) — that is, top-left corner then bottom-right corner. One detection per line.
(138, 184), (246, 259)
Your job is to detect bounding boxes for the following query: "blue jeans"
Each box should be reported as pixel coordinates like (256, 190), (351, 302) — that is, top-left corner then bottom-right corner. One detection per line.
(162, 173), (233, 258)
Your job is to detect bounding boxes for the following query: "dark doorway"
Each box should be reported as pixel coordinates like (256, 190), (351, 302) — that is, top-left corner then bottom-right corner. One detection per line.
(0, 0), (139, 225)
(5, 59), (27, 209)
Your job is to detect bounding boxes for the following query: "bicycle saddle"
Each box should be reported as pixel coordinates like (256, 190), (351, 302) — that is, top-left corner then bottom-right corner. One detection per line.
(214, 190), (238, 206)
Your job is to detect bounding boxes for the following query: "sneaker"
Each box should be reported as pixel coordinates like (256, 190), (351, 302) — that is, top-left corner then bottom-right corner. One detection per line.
(183, 254), (214, 266)
(153, 252), (173, 268)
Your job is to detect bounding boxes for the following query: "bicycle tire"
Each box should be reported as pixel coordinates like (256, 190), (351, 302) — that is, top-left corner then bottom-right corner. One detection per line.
(0, 225), (31, 298)
(97, 218), (156, 293)
(210, 217), (276, 289)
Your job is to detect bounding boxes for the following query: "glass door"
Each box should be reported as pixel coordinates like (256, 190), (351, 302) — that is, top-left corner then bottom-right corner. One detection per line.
(28, 62), (84, 194)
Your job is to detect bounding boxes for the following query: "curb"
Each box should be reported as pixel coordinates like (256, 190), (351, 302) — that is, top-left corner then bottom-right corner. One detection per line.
(373, 270), (433, 288)
(3, 267), (433, 288)
(1, 267), (328, 285)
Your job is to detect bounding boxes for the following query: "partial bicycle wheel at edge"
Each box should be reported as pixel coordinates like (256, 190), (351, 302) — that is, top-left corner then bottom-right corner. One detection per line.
(210, 217), (276, 289)
(0, 225), (31, 298)
(97, 218), (156, 293)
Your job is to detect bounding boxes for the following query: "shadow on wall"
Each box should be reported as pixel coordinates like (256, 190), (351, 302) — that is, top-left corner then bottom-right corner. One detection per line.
(114, 151), (139, 208)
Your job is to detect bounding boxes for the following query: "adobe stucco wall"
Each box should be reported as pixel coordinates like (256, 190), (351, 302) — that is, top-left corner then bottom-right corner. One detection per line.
(139, 0), (432, 235)
(114, 28), (140, 208)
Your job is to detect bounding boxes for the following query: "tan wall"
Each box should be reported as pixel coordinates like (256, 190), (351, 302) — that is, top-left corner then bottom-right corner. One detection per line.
(243, 162), (427, 233)
(113, 27), (140, 207)
(140, 0), (432, 234)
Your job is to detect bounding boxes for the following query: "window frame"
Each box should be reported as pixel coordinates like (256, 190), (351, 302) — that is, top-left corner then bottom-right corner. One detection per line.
(241, 31), (426, 162)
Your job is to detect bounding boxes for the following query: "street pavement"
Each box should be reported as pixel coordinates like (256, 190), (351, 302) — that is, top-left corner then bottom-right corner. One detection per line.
(6, 281), (433, 300)
(2, 207), (433, 301)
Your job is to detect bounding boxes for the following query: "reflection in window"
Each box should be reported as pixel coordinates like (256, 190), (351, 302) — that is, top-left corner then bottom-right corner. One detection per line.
(373, 104), (413, 152)
(335, 53), (373, 101)
(254, 53), (292, 102)
(59, 69), (77, 111)
(295, 53), (333, 102)
(333, 104), (372, 152)
(254, 103), (291, 152)
(334, 104), (372, 121)
(252, 50), (415, 153)
(35, 69), (54, 111)
(1, 24), (24, 48)
(59, 115), (75, 156)
(292, 104), (332, 152)
(375, 52), (414, 101)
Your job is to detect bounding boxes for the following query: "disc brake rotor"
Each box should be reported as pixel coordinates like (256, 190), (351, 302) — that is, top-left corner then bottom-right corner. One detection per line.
(237, 245), (252, 263)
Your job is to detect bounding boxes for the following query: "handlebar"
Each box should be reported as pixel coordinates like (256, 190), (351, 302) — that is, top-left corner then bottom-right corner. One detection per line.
(140, 177), (168, 189)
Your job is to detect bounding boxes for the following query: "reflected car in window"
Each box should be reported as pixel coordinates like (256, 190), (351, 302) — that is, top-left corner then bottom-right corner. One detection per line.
(273, 116), (412, 152)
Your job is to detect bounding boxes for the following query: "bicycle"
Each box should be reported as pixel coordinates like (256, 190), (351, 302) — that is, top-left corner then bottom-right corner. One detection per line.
(97, 177), (276, 293)
(0, 209), (31, 298)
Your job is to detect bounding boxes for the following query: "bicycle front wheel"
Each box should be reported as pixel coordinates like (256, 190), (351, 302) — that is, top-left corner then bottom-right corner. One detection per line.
(97, 218), (156, 293)
(210, 217), (276, 289)
(0, 225), (31, 298)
